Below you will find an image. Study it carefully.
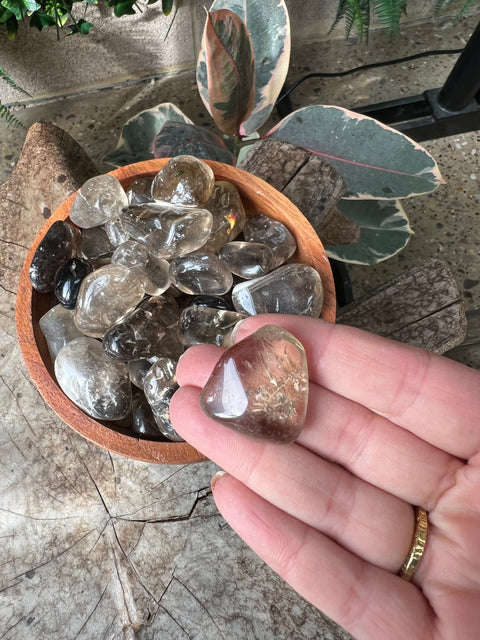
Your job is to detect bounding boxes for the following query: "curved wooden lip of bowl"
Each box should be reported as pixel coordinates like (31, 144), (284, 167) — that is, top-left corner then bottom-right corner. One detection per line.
(16, 158), (336, 465)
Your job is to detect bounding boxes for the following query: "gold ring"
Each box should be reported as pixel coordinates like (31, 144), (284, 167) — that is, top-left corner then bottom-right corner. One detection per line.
(398, 506), (428, 581)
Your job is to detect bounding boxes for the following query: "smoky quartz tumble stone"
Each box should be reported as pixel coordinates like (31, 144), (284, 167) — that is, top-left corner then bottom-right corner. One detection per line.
(29, 220), (79, 293)
(54, 258), (92, 309)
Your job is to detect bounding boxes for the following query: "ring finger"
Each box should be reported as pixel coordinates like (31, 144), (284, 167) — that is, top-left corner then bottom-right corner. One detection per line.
(170, 384), (416, 573)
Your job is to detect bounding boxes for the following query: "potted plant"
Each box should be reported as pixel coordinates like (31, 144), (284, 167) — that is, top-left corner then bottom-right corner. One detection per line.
(102, 0), (443, 268)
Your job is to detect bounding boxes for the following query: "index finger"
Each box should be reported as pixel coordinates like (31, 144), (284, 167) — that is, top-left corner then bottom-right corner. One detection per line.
(231, 315), (480, 459)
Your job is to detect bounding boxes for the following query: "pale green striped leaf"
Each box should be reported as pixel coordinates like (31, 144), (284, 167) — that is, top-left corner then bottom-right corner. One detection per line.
(267, 105), (444, 199)
(326, 198), (413, 265)
(103, 103), (193, 168)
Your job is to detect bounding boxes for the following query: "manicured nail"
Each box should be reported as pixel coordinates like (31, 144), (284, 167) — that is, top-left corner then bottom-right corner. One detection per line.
(211, 470), (227, 491)
(230, 318), (247, 343)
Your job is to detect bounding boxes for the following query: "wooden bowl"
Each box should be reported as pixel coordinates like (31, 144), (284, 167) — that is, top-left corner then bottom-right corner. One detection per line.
(16, 159), (336, 464)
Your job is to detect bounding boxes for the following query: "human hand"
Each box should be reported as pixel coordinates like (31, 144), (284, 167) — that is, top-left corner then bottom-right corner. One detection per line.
(169, 314), (480, 640)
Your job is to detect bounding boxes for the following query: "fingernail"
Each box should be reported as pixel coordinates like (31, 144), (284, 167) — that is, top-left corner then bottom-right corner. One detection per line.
(211, 470), (227, 491)
(230, 318), (247, 343)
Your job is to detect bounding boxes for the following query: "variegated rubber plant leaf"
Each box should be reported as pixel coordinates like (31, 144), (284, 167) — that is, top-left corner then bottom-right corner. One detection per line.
(102, 103), (193, 168)
(197, 9), (255, 138)
(197, 0), (290, 137)
(326, 198), (413, 265)
(152, 121), (235, 164)
(267, 105), (444, 199)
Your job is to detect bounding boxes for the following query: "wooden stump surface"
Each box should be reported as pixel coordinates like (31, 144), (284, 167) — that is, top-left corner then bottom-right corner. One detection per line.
(1, 124), (352, 639)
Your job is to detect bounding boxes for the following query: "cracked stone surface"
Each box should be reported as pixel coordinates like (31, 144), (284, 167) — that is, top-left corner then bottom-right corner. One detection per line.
(1, 124), (353, 639)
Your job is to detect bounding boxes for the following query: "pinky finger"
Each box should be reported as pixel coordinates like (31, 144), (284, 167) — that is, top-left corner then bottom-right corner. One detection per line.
(211, 473), (435, 640)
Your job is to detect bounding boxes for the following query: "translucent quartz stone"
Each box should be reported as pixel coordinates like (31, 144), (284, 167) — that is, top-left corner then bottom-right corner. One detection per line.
(119, 203), (164, 243)
(80, 226), (114, 263)
(145, 208), (213, 259)
(179, 305), (246, 347)
(128, 356), (160, 389)
(126, 177), (154, 205)
(54, 257), (92, 309)
(74, 264), (145, 338)
(131, 393), (167, 440)
(151, 155), (214, 206)
(202, 181), (247, 252)
(112, 240), (149, 268)
(39, 304), (85, 361)
(55, 337), (132, 420)
(139, 257), (171, 296)
(155, 325), (185, 361)
(200, 325), (308, 444)
(103, 296), (178, 361)
(190, 295), (234, 311)
(169, 252), (233, 296)
(232, 264), (324, 317)
(29, 220), (80, 293)
(219, 241), (275, 279)
(69, 174), (128, 229)
(104, 217), (130, 247)
(243, 213), (297, 268)
(143, 358), (183, 441)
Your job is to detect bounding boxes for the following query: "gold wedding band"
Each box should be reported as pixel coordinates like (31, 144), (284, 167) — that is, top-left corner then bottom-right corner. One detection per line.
(398, 506), (428, 581)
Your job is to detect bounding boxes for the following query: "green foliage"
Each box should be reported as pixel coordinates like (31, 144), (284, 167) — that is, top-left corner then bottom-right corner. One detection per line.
(434, 0), (478, 20)
(0, 0), (174, 38)
(0, 64), (30, 127)
(332, 0), (479, 40)
(107, 0), (443, 264)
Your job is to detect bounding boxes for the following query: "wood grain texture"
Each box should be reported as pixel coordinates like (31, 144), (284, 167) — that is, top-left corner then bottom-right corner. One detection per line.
(239, 138), (346, 232)
(337, 258), (466, 353)
(16, 158), (336, 465)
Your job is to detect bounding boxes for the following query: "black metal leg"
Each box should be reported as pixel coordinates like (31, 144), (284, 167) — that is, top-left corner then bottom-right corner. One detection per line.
(438, 20), (480, 112)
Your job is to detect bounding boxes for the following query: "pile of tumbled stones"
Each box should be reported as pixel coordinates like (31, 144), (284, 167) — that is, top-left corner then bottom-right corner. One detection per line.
(29, 155), (324, 442)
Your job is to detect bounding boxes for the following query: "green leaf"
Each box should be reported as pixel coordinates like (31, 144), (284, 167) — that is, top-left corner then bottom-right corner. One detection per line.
(67, 18), (93, 34)
(267, 105), (443, 199)
(5, 13), (17, 37)
(198, 9), (255, 137)
(199, 0), (291, 136)
(103, 103), (193, 167)
(326, 198), (413, 265)
(162, 0), (173, 14)
(152, 121), (235, 164)
(330, 0), (370, 40)
(372, 0), (407, 38)
(0, 65), (30, 96)
(29, 11), (56, 30)
(0, 100), (25, 128)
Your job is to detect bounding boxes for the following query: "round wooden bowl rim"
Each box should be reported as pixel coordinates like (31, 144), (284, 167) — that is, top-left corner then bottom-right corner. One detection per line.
(16, 158), (336, 464)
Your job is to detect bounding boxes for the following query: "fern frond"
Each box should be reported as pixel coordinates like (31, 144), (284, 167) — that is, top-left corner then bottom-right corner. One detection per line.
(372, 0), (407, 38)
(0, 66), (31, 97)
(434, 0), (479, 17)
(330, 0), (370, 41)
(0, 100), (25, 128)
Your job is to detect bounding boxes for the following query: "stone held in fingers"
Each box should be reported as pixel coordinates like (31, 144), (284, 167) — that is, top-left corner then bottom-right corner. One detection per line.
(200, 325), (309, 444)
